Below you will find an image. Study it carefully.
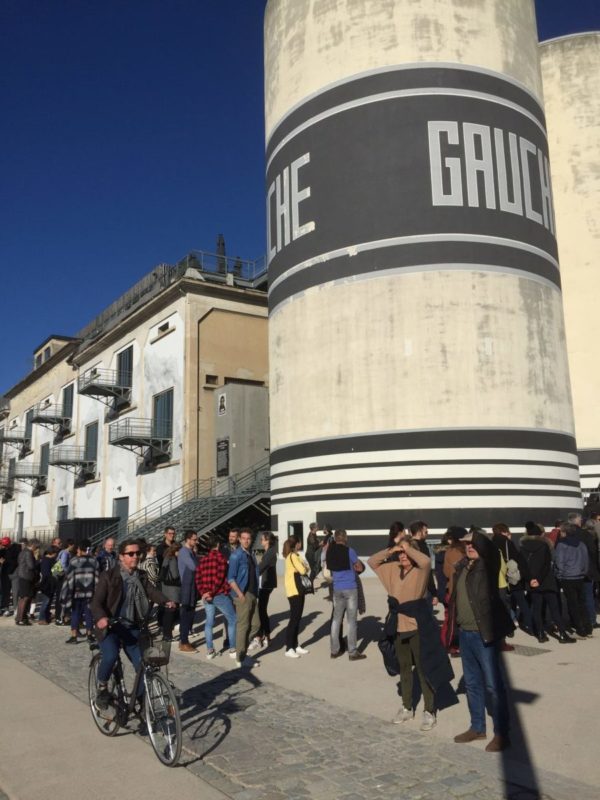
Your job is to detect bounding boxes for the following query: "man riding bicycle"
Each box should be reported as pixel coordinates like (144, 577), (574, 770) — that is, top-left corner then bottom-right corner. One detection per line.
(90, 538), (176, 709)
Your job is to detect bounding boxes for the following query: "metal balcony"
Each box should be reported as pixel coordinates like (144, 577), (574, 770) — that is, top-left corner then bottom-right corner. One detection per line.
(49, 445), (96, 480)
(31, 403), (71, 437)
(0, 428), (31, 454)
(78, 368), (132, 409)
(0, 396), (9, 421)
(9, 462), (48, 493)
(109, 417), (172, 465)
(0, 472), (14, 502)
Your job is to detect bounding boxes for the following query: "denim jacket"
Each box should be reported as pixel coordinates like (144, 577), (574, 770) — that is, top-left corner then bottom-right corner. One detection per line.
(227, 547), (259, 594)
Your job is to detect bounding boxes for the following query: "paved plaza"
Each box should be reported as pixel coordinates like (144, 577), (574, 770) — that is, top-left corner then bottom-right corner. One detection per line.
(1, 580), (598, 800)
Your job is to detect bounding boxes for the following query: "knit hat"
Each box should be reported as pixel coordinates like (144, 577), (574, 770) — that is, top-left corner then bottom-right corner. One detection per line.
(0, 537), (10, 547)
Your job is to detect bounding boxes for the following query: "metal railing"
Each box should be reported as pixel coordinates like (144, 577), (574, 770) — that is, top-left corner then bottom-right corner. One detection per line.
(90, 457), (270, 549)
(10, 462), (47, 479)
(109, 417), (173, 443)
(31, 403), (71, 422)
(49, 445), (96, 466)
(178, 251), (267, 282)
(0, 428), (29, 443)
(75, 250), (267, 345)
(78, 368), (132, 393)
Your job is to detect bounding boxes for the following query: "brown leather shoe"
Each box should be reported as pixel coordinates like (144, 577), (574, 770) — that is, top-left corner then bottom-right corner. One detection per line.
(454, 729), (486, 743)
(178, 643), (196, 653)
(485, 735), (510, 752)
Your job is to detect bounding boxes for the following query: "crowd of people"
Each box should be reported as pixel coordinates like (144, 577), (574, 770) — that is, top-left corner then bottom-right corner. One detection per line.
(1, 508), (599, 754)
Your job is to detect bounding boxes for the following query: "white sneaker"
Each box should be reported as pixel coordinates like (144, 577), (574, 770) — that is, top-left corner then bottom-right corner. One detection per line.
(420, 711), (437, 731)
(228, 649), (237, 659)
(392, 706), (413, 724)
(285, 648), (300, 658)
(206, 649), (216, 660)
(295, 646), (309, 655)
(234, 659), (243, 668)
(247, 637), (261, 652)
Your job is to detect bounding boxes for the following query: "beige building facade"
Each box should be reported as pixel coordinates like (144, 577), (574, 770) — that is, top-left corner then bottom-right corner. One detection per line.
(540, 33), (600, 501)
(0, 256), (268, 539)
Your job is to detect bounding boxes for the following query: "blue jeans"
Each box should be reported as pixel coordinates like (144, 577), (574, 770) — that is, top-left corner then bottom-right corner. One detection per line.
(38, 592), (53, 622)
(71, 598), (93, 632)
(204, 594), (236, 652)
(331, 588), (358, 655)
(583, 581), (596, 626)
(459, 629), (509, 737)
(98, 624), (142, 695)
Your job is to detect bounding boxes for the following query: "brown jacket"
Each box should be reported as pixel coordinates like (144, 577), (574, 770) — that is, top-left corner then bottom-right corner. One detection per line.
(368, 546), (431, 633)
(443, 544), (466, 597)
(90, 563), (169, 641)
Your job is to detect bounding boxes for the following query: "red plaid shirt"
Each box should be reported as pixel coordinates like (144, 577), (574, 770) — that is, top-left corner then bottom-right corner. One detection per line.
(195, 549), (230, 597)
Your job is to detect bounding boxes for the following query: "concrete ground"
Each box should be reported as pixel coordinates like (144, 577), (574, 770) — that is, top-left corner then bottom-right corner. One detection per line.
(0, 648), (228, 800)
(1, 578), (598, 800)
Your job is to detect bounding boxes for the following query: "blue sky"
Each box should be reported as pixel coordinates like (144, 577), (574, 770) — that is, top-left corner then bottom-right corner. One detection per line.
(1, 0), (598, 391)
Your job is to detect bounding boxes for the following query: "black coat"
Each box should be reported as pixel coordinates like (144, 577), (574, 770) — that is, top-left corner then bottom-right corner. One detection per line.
(519, 535), (557, 592)
(386, 597), (455, 690)
(446, 533), (513, 645)
(258, 545), (278, 590)
(414, 539), (437, 599)
(572, 527), (600, 581)
(90, 564), (169, 641)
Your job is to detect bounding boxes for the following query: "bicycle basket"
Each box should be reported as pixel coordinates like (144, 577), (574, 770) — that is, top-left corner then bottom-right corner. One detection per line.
(139, 633), (171, 666)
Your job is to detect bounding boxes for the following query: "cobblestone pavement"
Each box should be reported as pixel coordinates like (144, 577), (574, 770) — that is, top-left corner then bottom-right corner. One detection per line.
(0, 623), (593, 800)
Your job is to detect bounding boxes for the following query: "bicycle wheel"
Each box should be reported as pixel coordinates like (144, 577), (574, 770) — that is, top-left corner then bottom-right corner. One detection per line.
(88, 653), (121, 736)
(144, 671), (182, 766)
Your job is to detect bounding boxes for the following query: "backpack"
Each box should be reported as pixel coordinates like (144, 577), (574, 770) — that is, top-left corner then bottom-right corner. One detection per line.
(51, 560), (64, 577)
(159, 558), (181, 587)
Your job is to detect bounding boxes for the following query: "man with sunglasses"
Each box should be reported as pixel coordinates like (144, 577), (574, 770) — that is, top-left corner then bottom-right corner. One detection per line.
(90, 538), (176, 709)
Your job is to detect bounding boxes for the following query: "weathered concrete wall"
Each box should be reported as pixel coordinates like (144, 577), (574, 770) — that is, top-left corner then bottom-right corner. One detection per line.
(541, 33), (600, 498)
(265, 0), (580, 544)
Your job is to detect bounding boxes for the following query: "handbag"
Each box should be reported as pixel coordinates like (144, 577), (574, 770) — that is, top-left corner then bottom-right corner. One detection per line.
(291, 554), (314, 595)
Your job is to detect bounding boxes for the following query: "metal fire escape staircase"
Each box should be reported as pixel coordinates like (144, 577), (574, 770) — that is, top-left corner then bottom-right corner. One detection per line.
(90, 458), (271, 550)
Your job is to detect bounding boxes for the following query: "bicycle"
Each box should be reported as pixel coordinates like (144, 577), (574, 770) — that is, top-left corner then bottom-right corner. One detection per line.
(87, 617), (182, 766)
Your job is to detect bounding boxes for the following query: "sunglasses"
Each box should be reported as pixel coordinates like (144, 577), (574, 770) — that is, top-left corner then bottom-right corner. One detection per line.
(123, 551), (141, 557)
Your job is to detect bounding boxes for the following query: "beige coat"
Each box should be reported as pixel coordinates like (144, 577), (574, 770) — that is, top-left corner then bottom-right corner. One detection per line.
(368, 547), (431, 633)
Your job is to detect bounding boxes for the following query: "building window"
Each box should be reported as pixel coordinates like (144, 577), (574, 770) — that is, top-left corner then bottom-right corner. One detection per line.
(35, 353), (42, 369)
(43, 346), (51, 362)
(205, 374), (219, 386)
(153, 388), (173, 439)
(84, 421), (99, 462)
(62, 384), (74, 419)
(40, 443), (50, 477)
(57, 505), (68, 522)
(158, 321), (170, 334)
(117, 345), (133, 389)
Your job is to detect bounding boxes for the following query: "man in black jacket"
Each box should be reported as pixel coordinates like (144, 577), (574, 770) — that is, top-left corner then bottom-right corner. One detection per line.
(568, 512), (599, 629)
(447, 531), (512, 753)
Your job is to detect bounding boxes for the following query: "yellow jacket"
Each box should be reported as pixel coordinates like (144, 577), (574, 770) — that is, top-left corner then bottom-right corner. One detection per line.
(284, 552), (308, 598)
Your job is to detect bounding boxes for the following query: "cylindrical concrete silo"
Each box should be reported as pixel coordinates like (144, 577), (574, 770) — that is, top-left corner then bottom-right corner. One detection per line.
(265, 0), (581, 549)
(541, 33), (600, 505)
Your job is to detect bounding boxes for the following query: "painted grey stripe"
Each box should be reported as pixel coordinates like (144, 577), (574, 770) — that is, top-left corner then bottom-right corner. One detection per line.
(271, 476), (582, 496)
(272, 488), (583, 503)
(272, 457), (582, 481)
(270, 428), (578, 465)
(266, 61), (544, 152)
(268, 233), (559, 291)
(578, 449), (600, 466)
(266, 87), (546, 172)
(313, 507), (582, 535)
